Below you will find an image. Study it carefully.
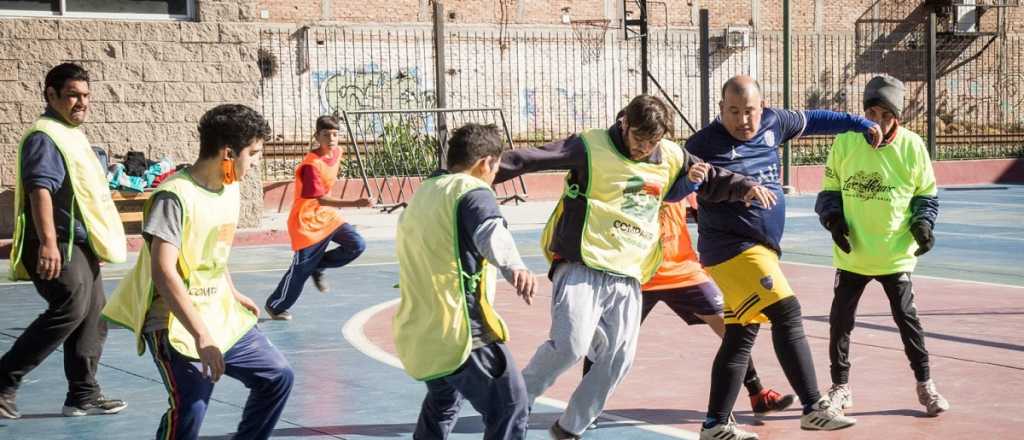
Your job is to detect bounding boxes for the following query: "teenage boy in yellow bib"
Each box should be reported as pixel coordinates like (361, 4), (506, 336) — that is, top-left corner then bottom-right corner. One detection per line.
(1, 63), (127, 420)
(394, 123), (536, 440)
(265, 115), (367, 321)
(816, 75), (949, 417)
(102, 105), (294, 440)
(494, 95), (774, 439)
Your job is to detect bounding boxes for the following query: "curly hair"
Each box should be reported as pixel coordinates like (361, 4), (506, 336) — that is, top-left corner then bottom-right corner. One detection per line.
(198, 104), (272, 159)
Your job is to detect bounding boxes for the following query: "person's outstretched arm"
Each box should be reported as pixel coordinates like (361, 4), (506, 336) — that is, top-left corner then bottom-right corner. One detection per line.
(494, 135), (585, 184)
(795, 109), (882, 147)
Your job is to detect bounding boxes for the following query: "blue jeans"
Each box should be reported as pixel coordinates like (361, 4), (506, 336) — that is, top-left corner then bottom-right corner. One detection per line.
(414, 343), (529, 440)
(266, 223), (366, 313)
(144, 327), (294, 440)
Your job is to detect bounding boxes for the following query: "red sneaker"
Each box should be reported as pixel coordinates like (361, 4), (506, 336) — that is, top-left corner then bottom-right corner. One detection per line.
(751, 388), (796, 416)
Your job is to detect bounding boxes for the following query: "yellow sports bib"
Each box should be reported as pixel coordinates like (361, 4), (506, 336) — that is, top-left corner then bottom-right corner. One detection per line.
(10, 117), (127, 280)
(393, 173), (510, 381)
(103, 171), (256, 358)
(541, 129), (685, 282)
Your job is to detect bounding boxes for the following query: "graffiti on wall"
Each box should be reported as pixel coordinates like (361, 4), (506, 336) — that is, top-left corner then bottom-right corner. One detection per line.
(520, 87), (609, 132)
(314, 64), (436, 114)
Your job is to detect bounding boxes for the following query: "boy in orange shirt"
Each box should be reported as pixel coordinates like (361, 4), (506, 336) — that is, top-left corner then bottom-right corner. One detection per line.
(265, 115), (367, 320)
(583, 195), (794, 417)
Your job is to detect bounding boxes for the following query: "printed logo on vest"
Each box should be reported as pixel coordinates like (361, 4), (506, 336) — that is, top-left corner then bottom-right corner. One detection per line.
(760, 275), (774, 290)
(621, 176), (662, 221)
(842, 171), (895, 202)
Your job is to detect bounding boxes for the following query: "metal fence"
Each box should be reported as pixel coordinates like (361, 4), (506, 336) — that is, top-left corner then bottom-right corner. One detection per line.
(258, 25), (1024, 180)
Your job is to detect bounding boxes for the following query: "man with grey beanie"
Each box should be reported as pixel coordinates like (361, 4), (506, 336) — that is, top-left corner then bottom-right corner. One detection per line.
(815, 75), (949, 417)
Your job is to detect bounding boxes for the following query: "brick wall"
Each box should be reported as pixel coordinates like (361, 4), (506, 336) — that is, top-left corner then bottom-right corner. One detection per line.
(256, 0), (1024, 35)
(0, 0), (265, 237)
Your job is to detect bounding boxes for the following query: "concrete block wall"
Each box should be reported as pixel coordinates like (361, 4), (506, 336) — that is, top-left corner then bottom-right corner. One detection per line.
(0, 0), (266, 237)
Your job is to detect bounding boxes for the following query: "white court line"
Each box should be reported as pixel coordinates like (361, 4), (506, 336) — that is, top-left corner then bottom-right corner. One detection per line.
(782, 260), (1024, 288)
(933, 230), (1024, 242)
(939, 200), (1024, 208)
(341, 298), (700, 440)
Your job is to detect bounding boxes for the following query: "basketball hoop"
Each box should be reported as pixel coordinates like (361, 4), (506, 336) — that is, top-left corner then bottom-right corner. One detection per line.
(571, 19), (611, 64)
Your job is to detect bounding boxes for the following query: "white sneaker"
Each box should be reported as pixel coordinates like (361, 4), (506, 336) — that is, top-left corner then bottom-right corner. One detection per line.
(917, 379), (950, 416)
(700, 419), (759, 440)
(800, 398), (856, 431)
(827, 383), (853, 409)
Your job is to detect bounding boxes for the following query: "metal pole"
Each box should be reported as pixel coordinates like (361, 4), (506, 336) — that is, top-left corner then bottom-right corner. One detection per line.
(640, 0), (649, 94)
(432, 0), (449, 169)
(699, 9), (710, 128)
(782, 0), (793, 191)
(927, 11), (937, 159)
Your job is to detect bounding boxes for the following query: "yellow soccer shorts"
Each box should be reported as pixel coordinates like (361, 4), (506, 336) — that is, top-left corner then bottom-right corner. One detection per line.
(706, 245), (795, 325)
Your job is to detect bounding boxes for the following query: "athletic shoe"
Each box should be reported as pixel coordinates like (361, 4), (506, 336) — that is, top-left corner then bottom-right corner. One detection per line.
(62, 395), (127, 417)
(827, 383), (853, 410)
(700, 418), (759, 440)
(0, 392), (19, 419)
(549, 420), (581, 439)
(750, 388), (796, 416)
(800, 398), (856, 431)
(312, 270), (329, 293)
(264, 305), (293, 321)
(916, 379), (950, 416)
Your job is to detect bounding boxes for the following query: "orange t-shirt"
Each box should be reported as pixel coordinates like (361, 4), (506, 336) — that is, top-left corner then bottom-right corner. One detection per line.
(642, 195), (710, 291)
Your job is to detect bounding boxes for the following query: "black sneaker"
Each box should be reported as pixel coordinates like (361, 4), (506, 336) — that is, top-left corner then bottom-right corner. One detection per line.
(549, 420), (581, 439)
(0, 392), (19, 419)
(312, 270), (329, 293)
(264, 305), (293, 321)
(62, 395), (127, 417)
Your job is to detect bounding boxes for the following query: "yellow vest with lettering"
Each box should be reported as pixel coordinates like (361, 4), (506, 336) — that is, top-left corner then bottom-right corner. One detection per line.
(9, 117), (127, 280)
(541, 129), (685, 283)
(102, 172), (257, 358)
(393, 173), (510, 381)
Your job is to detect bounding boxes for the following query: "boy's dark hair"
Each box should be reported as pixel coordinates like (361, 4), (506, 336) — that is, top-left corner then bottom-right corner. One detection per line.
(198, 104), (272, 159)
(621, 95), (673, 140)
(43, 63), (90, 102)
(315, 115), (340, 133)
(446, 123), (505, 171)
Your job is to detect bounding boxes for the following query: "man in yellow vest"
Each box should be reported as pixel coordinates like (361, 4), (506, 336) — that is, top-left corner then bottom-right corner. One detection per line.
(102, 104), (294, 440)
(1, 63), (128, 419)
(394, 123), (537, 439)
(494, 95), (775, 438)
(265, 115), (367, 321)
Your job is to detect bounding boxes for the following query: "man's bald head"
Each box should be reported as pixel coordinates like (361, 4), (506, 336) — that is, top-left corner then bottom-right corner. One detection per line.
(719, 75), (765, 141)
(721, 75), (762, 101)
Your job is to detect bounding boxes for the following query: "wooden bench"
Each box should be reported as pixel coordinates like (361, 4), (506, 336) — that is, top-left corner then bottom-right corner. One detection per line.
(111, 190), (153, 233)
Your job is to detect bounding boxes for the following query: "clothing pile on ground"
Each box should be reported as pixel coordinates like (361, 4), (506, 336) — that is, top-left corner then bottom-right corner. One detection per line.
(101, 149), (184, 192)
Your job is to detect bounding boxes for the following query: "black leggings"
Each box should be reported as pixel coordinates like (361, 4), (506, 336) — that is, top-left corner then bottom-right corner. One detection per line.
(582, 292), (765, 395)
(706, 296), (820, 423)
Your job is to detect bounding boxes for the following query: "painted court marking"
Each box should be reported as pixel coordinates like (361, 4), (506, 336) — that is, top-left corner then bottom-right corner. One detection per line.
(340, 298), (700, 440)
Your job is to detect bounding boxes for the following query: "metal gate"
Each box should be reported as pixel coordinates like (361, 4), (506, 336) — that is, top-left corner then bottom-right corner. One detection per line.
(339, 107), (528, 212)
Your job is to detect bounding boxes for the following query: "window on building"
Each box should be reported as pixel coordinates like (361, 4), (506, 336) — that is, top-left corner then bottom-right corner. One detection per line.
(0, 0), (192, 19)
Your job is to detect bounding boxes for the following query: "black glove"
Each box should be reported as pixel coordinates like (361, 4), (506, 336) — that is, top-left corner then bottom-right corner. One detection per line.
(824, 213), (851, 254)
(911, 221), (934, 256)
